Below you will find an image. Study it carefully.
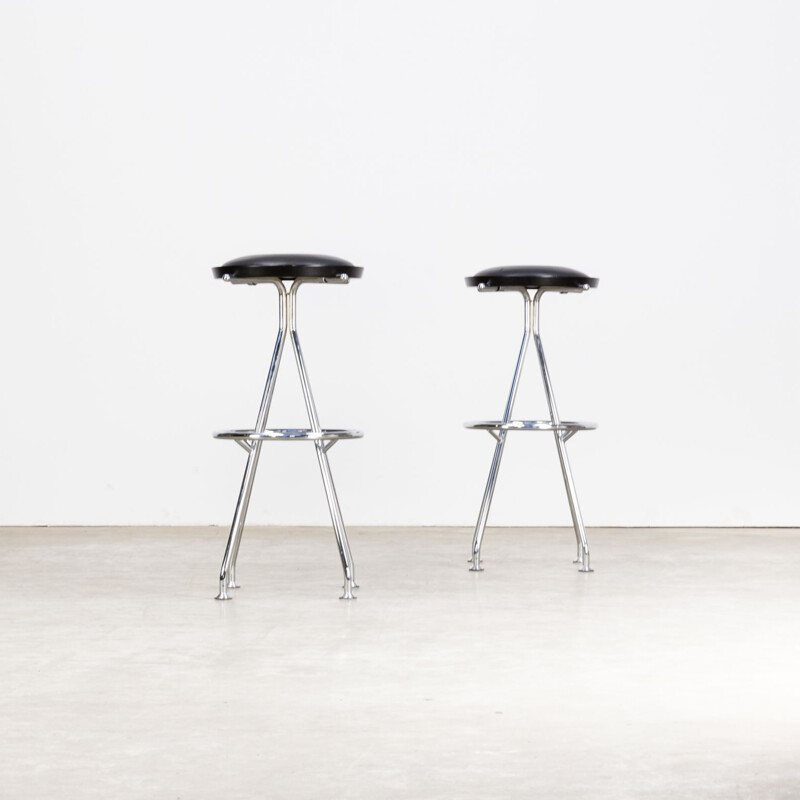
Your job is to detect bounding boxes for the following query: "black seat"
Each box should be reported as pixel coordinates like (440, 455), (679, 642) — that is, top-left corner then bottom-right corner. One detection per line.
(465, 265), (598, 290)
(213, 254), (364, 282)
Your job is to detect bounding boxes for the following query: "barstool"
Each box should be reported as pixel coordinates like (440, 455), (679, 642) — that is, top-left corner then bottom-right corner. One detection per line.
(464, 266), (598, 573)
(211, 254), (363, 600)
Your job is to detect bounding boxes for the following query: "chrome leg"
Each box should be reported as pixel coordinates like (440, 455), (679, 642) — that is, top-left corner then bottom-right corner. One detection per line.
(289, 282), (357, 599)
(470, 431), (508, 571)
(532, 290), (592, 572)
(313, 441), (357, 598)
(216, 447), (263, 600)
(470, 290), (532, 571)
(216, 282), (288, 600)
(553, 434), (592, 571)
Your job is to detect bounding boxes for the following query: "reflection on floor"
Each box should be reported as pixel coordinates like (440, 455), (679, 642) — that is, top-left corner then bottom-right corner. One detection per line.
(2, 526), (799, 799)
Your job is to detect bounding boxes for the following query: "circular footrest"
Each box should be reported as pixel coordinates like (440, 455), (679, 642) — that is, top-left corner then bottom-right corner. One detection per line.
(215, 428), (363, 442)
(465, 420), (597, 432)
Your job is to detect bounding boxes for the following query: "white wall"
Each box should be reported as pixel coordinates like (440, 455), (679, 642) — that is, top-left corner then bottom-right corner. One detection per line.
(1, 0), (798, 527)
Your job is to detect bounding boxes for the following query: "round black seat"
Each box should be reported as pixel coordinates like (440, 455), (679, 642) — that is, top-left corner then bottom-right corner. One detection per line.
(465, 265), (598, 290)
(213, 253), (364, 282)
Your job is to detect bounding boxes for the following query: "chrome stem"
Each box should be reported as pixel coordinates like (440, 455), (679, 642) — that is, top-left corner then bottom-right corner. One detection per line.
(470, 289), (532, 570)
(216, 280), (288, 600)
(532, 290), (592, 572)
(288, 282), (357, 599)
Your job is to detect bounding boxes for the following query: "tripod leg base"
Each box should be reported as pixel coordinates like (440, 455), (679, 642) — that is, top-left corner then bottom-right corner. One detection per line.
(226, 565), (240, 589)
(469, 555), (484, 572)
(215, 580), (233, 601)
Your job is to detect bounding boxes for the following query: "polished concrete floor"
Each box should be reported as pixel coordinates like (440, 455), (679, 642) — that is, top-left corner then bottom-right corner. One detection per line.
(1, 526), (799, 798)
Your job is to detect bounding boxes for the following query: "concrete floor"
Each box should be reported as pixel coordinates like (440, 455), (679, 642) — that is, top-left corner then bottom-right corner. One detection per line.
(1, 526), (799, 799)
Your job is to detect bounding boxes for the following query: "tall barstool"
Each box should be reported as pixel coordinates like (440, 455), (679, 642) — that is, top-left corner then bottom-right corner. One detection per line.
(212, 254), (363, 600)
(465, 266), (598, 573)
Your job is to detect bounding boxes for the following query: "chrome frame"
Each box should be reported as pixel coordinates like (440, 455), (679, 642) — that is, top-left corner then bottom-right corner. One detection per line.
(467, 284), (595, 573)
(215, 275), (360, 600)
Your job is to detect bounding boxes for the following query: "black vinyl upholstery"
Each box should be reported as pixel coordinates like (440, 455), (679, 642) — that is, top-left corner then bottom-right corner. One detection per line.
(213, 254), (363, 281)
(465, 266), (598, 290)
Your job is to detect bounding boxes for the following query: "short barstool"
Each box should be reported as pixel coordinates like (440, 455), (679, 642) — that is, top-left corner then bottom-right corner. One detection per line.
(212, 254), (363, 600)
(465, 266), (598, 573)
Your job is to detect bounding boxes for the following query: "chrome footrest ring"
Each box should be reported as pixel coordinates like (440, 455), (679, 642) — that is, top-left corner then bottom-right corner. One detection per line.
(214, 428), (363, 442)
(464, 420), (597, 433)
